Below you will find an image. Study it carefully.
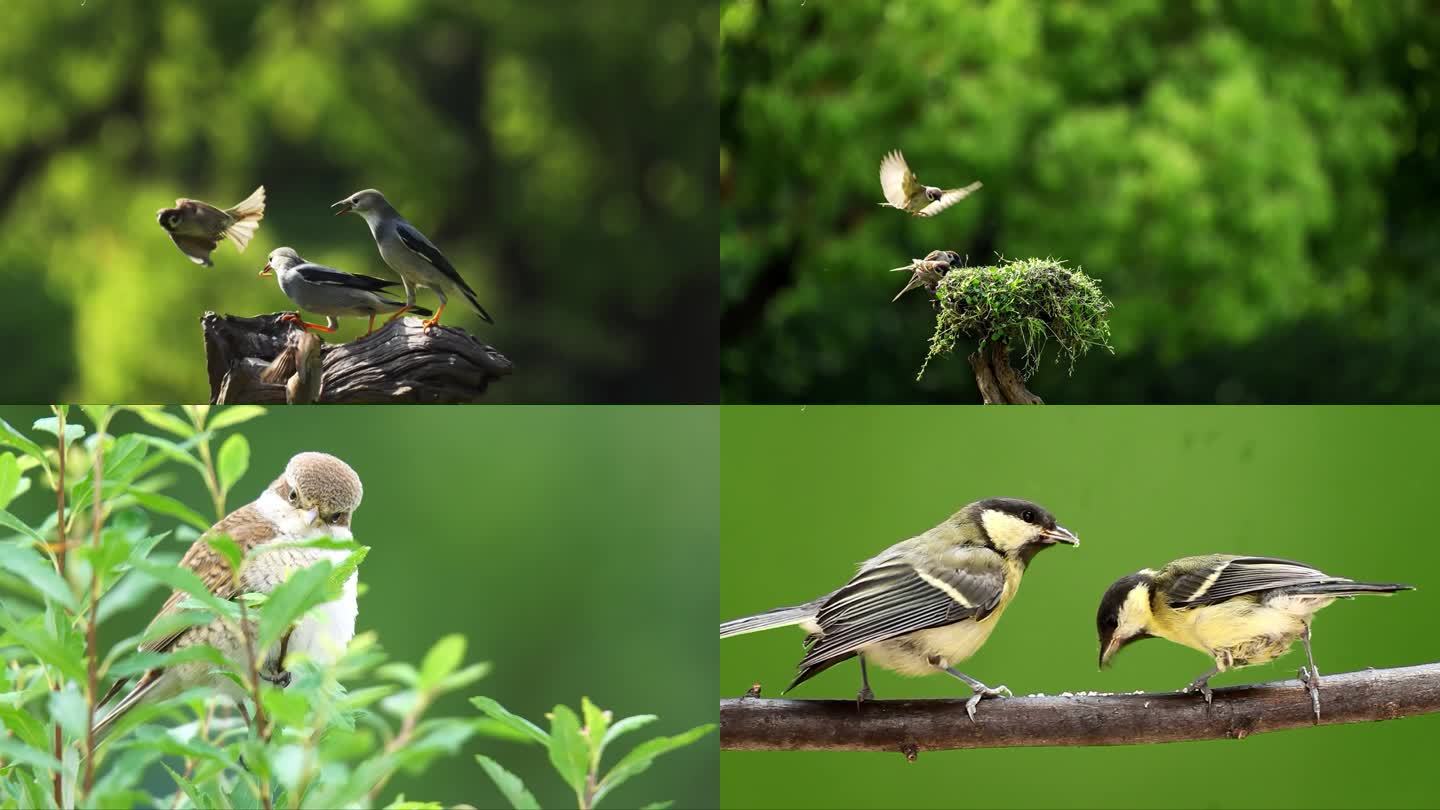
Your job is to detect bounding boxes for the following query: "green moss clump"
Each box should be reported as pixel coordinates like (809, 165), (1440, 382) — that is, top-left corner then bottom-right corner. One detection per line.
(918, 258), (1113, 381)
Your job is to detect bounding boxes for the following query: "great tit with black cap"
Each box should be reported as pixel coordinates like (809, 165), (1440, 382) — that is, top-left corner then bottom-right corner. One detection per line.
(1096, 554), (1412, 720)
(721, 497), (1078, 720)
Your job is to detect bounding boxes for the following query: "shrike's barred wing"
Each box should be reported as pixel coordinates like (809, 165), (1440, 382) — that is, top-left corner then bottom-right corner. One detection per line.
(789, 547), (1006, 690)
(1164, 556), (1342, 608)
(879, 150), (923, 208)
(918, 181), (983, 217)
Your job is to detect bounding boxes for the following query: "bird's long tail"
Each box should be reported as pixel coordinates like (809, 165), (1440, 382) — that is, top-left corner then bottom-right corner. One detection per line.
(224, 185), (267, 252)
(1292, 580), (1414, 597)
(721, 602), (818, 638)
(90, 671), (166, 744)
(457, 283), (495, 325)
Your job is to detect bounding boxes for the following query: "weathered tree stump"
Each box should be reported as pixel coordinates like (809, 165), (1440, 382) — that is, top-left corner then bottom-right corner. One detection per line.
(967, 343), (1043, 404)
(202, 312), (513, 404)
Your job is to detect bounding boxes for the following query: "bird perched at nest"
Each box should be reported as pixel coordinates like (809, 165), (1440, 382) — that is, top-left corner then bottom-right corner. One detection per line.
(332, 188), (495, 332)
(1097, 554), (1412, 721)
(721, 497), (1079, 719)
(261, 247), (431, 336)
(92, 452), (365, 741)
(878, 150), (981, 217)
(157, 186), (266, 266)
(891, 250), (963, 301)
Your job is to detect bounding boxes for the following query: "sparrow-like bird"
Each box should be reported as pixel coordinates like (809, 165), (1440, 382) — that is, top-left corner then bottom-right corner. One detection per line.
(261, 247), (431, 335)
(332, 189), (494, 331)
(721, 498), (1079, 719)
(891, 250), (962, 301)
(1097, 555), (1413, 720)
(878, 150), (981, 217)
(157, 186), (266, 266)
(92, 452), (365, 741)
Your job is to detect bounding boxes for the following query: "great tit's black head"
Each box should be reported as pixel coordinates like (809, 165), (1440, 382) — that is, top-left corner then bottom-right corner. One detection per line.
(968, 497), (1079, 564)
(1097, 571), (1156, 669)
(157, 208), (182, 231)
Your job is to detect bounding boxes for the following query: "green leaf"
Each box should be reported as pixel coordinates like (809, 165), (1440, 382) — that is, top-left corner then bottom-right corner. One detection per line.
(0, 506), (46, 544)
(130, 558), (233, 618)
(0, 452), (20, 510)
(581, 696), (611, 765)
(256, 560), (334, 653)
(70, 434), (150, 514)
(0, 544), (78, 612)
(32, 416), (84, 444)
(206, 534), (243, 578)
(0, 418), (49, 473)
(0, 701), (51, 751)
(216, 432), (249, 496)
(133, 434), (207, 476)
(469, 696), (549, 746)
(161, 762), (208, 810)
(599, 714), (657, 763)
(0, 608), (86, 682)
(640, 803), (675, 810)
(128, 407), (196, 438)
(205, 406), (267, 432)
(593, 724), (716, 806)
(377, 662), (420, 687)
(127, 490), (212, 532)
(547, 704), (590, 797)
(0, 735), (63, 773)
(437, 662), (492, 693)
(418, 633), (465, 691)
(326, 546), (369, 598)
(475, 754), (541, 810)
(106, 643), (233, 678)
(48, 684), (87, 740)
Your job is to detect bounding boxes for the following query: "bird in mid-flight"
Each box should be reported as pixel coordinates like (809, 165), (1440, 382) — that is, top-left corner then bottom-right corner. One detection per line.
(261, 247), (430, 335)
(890, 249), (963, 301)
(721, 497), (1079, 719)
(333, 189), (494, 332)
(1097, 554), (1412, 720)
(157, 186), (266, 266)
(91, 452), (365, 741)
(878, 150), (981, 217)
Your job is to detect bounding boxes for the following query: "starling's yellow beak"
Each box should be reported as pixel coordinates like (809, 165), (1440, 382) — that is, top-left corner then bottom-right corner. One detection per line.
(259, 263), (274, 277)
(331, 199), (353, 216)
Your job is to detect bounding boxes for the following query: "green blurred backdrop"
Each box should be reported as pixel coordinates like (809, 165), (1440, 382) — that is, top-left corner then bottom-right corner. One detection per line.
(0, 405), (719, 808)
(0, 0), (717, 403)
(720, 406), (1440, 808)
(721, 0), (1440, 403)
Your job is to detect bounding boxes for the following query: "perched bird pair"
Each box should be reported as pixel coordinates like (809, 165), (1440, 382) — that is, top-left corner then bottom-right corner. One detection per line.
(890, 249), (962, 302)
(93, 452), (365, 741)
(723, 498), (1410, 721)
(261, 247), (430, 336)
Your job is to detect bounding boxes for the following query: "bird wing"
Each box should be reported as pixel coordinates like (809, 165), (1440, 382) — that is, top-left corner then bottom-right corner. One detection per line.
(293, 262), (397, 291)
(798, 546), (1007, 675)
(167, 233), (218, 267)
(1164, 556), (1338, 608)
(395, 222), (473, 291)
(879, 150), (923, 208)
(918, 181), (983, 217)
(97, 506), (278, 709)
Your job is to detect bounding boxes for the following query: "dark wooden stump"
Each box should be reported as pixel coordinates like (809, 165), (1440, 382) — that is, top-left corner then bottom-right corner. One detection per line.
(202, 312), (513, 404)
(968, 342), (1043, 404)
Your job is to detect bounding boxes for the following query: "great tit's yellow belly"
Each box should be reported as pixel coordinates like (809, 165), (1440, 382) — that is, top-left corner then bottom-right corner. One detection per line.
(1162, 596), (1328, 669)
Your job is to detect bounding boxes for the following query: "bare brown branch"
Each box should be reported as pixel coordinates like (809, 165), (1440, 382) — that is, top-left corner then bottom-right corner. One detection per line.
(720, 662), (1440, 753)
(968, 343), (1043, 404)
(202, 312), (513, 404)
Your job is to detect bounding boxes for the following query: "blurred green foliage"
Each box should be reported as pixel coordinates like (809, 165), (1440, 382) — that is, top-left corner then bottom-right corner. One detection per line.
(721, 0), (1440, 402)
(720, 405), (1440, 808)
(0, 0), (717, 403)
(0, 404), (719, 808)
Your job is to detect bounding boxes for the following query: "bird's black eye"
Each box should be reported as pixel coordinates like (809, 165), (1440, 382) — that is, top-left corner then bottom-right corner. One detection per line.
(288, 489), (298, 504)
(329, 512), (346, 524)
(1022, 509), (1036, 522)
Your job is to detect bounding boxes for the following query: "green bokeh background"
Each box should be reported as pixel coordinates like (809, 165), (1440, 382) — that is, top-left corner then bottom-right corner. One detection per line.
(721, 0), (1440, 403)
(0, 0), (717, 404)
(0, 405), (720, 808)
(720, 406), (1440, 808)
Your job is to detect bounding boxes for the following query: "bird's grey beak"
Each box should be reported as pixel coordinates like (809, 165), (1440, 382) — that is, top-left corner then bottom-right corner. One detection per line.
(1100, 638), (1118, 669)
(1041, 525), (1080, 546)
(259, 263), (274, 277)
(332, 199), (353, 216)
(302, 507), (320, 526)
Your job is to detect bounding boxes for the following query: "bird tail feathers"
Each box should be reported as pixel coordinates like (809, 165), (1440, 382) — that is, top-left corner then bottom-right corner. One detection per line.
(224, 186), (267, 252)
(90, 671), (166, 744)
(1292, 580), (1414, 597)
(721, 603), (817, 638)
(459, 284), (495, 325)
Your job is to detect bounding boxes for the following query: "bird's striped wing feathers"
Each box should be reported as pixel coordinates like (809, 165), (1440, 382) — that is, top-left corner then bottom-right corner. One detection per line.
(799, 549), (1005, 673)
(293, 263), (397, 292)
(1165, 556), (1337, 607)
(396, 222), (472, 289)
(918, 181), (983, 217)
(879, 150), (923, 208)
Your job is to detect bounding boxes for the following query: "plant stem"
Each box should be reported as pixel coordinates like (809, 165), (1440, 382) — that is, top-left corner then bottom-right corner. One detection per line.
(168, 702), (215, 810)
(187, 407), (226, 520)
(51, 406), (67, 810)
(238, 597), (273, 810)
(81, 414), (107, 802)
(364, 691), (429, 805)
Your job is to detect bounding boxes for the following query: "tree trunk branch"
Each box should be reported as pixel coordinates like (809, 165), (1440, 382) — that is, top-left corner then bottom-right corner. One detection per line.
(967, 342), (1043, 404)
(202, 312), (513, 404)
(720, 662), (1440, 754)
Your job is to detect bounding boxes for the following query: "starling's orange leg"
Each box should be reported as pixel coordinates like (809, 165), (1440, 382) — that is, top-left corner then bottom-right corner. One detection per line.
(280, 312), (336, 333)
(385, 304), (413, 324)
(366, 314), (377, 336)
(420, 300), (446, 333)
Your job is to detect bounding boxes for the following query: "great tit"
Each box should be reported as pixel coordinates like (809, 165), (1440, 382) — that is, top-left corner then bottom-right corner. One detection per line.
(877, 150), (982, 217)
(721, 497), (1079, 719)
(1096, 554), (1412, 720)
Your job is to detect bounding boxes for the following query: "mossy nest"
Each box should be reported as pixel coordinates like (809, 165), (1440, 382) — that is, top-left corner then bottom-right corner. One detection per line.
(918, 258), (1113, 381)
